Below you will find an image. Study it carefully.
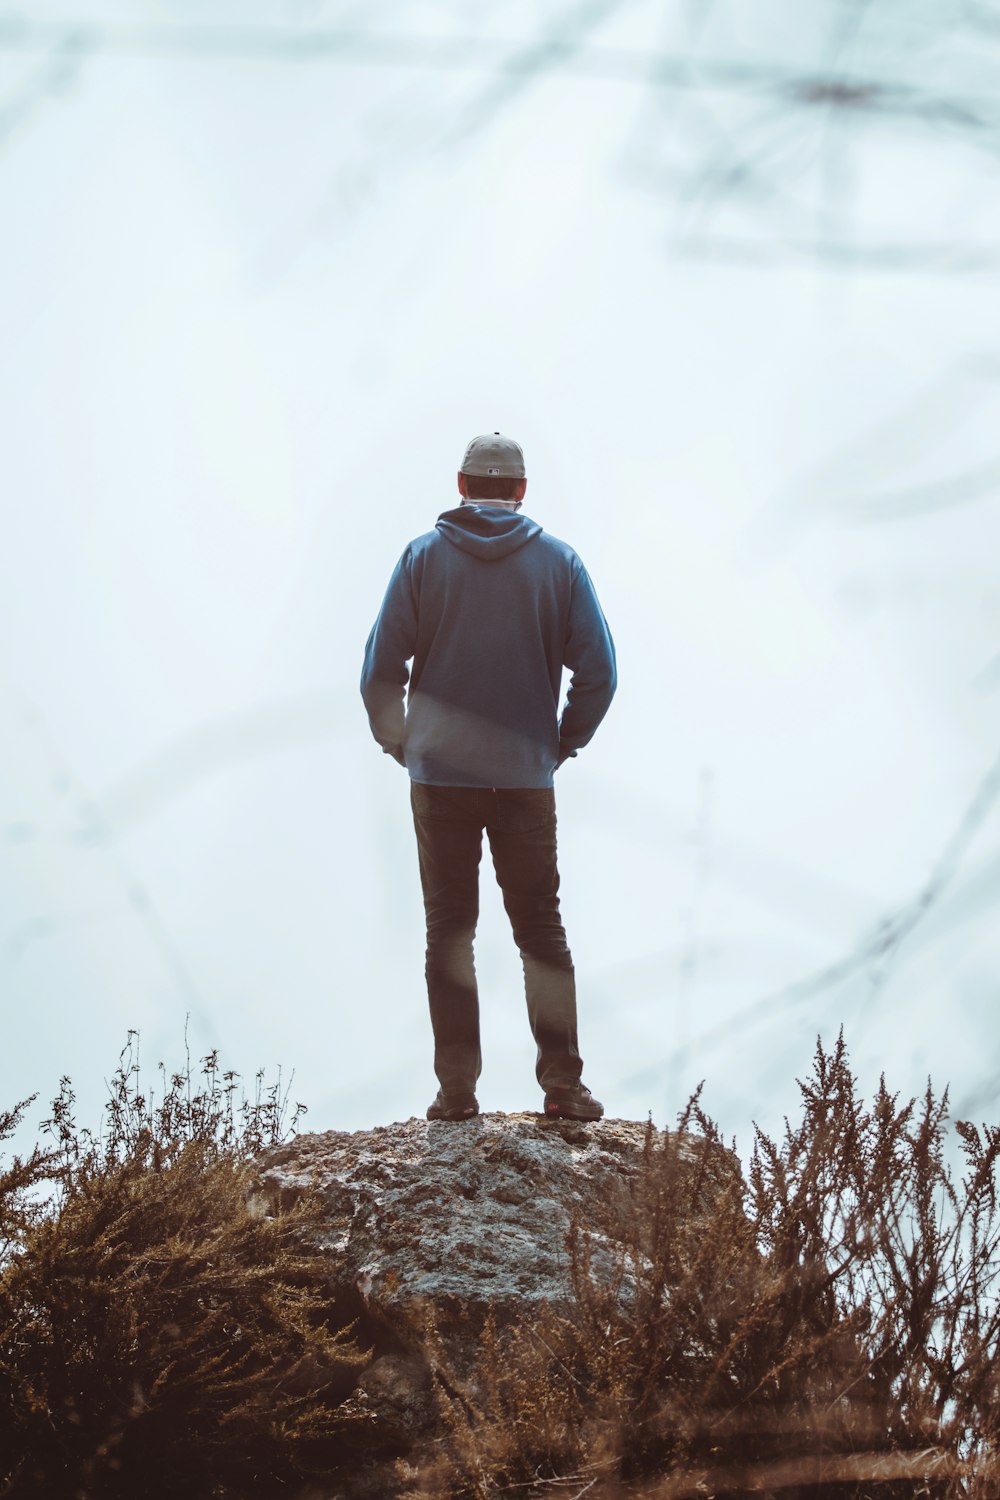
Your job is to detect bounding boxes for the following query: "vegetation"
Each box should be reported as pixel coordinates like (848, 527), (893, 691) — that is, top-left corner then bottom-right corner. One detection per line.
(0, 1033), (373, 1500)
(2, 1031), (999, 1498)
(407, 1034), (1000, 1500)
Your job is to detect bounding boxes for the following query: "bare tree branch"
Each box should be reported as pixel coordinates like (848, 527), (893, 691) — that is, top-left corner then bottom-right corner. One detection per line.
(0, 27), (91, 148)
(439, 0), (634, 146)
(1, 692), (221, 1047)
(665, 233), (1000, 272)
(0, 17), (997, 138)
(616, 745), (1000, 1093)
(3, 14), (1000, 268)
(838, 455), (1000, 522)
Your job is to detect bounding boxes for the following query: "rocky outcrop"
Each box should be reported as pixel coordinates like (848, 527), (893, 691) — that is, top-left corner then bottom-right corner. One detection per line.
(249, 1112), (739, 1491)
(252, 1112), (673, 1323)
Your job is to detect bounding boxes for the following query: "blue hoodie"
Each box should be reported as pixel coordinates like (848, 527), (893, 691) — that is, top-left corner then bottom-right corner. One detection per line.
(361, 504), (617, 788)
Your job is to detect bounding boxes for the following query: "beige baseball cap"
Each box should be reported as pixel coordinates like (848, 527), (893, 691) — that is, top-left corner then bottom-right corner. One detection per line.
(459, 431), (526, 478)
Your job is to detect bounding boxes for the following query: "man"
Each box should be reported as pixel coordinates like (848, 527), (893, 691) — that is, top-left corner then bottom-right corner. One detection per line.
(361, 432), (616, 1123)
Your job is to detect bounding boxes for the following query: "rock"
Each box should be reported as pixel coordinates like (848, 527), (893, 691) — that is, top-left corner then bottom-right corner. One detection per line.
(248, 1112), (740, 1496)
(353, 1352), (435, 1440)
(250, 1111), (734, 1330)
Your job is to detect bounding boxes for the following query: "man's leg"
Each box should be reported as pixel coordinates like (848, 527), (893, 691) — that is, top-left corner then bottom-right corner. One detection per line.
(486, 787), (584, 1091)
(410, 783), (485, 1096)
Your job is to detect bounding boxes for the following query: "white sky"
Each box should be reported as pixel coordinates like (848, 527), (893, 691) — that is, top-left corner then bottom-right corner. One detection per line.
(2, 0), (999, 1166)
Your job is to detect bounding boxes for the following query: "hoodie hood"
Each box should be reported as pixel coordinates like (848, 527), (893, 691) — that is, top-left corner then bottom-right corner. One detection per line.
(435, 504), (542, 561)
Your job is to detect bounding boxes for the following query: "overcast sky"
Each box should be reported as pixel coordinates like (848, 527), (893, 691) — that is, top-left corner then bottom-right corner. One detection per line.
(2, 0), (999, 1165)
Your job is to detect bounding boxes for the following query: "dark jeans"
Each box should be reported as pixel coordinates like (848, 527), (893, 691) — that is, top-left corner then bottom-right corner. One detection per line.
(409, 782), (584, 1096)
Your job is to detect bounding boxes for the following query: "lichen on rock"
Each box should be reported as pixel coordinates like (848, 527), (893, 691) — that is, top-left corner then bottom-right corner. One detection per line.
(251, 1112), (730, 1324)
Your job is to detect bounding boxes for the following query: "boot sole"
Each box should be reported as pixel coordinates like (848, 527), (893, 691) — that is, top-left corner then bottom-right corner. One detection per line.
(543, 1101), (604, 1122)
(427, 1099), (479, 1121)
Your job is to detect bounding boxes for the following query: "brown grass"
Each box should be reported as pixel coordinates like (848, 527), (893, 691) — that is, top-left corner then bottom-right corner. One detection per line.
(404, 1032), (1000, 1500)
(0, 1034), (373, 1500)
(3, 1030), (998, 1499)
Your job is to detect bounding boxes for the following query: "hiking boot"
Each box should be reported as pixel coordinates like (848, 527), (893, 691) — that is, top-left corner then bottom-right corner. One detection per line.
(426, 1089), (479, 1122)
(543, 1082), (604, 1121)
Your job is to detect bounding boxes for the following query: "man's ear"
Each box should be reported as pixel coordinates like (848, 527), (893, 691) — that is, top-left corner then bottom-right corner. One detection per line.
(514, 477), (527, 503)
(457, 471), (469, 500)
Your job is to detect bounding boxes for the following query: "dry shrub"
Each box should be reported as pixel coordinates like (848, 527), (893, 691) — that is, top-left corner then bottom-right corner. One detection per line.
(399, 1303), (592, 1500)
(409, 1033), (1000, 1500)
(7, 1031), (998, 1500)
(0, 1034), (374, 1500)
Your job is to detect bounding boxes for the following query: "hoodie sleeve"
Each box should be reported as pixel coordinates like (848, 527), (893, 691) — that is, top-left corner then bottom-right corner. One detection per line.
(557, 559), (617, 763)
(361, 548), (418, 765)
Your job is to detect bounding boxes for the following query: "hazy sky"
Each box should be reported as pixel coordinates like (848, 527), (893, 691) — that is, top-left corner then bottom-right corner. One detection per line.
(3, 0), (999, 1165)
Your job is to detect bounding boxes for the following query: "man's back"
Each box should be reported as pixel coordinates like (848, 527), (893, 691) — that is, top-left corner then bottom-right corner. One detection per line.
(361, 502), (616, 788)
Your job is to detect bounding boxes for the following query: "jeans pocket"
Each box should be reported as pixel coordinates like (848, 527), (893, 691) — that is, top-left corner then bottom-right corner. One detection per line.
(410, 782), (477, 822)
(497, 788), (556, 834)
